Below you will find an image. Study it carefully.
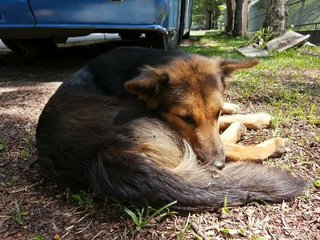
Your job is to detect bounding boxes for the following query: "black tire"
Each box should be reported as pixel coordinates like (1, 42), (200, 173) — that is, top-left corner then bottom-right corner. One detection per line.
(2, 38), (57, 56)
(146, 31), (179, 50)
(119, 32), (142, 40)
(1, 39), (24, 55)
(182, 31), (190, 39)
(164, 30), (180, 49)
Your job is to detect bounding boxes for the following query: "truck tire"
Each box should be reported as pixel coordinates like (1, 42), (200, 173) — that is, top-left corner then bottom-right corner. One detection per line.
(2, 38), (57, 56)
(146, 31), (179, 50)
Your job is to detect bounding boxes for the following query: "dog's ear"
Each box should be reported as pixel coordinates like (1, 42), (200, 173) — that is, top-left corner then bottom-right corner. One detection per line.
(125, 66), (169, 108)
(220, 59), (259, 77)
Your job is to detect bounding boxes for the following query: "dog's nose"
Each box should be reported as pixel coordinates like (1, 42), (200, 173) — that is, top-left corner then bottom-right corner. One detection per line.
(213, 160), (225, 170)
(212, 150), (226, 169)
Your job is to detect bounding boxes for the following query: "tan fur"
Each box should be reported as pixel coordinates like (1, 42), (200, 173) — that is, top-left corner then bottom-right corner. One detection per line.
(219, 112), (273, 130)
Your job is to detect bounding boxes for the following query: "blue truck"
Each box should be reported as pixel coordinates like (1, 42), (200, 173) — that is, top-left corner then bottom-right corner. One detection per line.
(0, 0), (192, 54)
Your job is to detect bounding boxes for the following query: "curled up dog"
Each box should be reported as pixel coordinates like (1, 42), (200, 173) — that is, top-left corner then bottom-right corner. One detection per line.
(36, 47), (307, 212)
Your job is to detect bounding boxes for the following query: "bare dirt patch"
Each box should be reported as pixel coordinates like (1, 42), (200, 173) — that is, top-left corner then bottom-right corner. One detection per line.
(0, 42), (319, 239)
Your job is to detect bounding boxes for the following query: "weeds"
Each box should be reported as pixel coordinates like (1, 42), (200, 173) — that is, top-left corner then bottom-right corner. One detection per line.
(10, 201), (28, 226)
(219, 227), (247, 237)
(124, 201), (177, 231)
(0, 139), (7, 152)
(221, 196), (231, 215)
(19, 138), (35, 159)
(176, 214), (192, 240)
(71, 189), (95, 209)
(30, 236), (46, 240)
(249, 27), (275, 48)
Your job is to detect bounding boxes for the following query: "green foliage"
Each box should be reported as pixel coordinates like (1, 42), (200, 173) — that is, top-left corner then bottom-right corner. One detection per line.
(314, 180), (320, 188)
(249, 27), (275, 49)
(30, 236), (46, 240)
(124, 201), (177, 231)
(252, 237), (269, 240)
(72, 189), (95, 208)
(221, 196), (231, 215)
(192, 0), (225, 29)
(0, 140), (7, 152)
(11, 201), (28, 226)
(176, 218), (193, 240)
(219, 227), (247, 237)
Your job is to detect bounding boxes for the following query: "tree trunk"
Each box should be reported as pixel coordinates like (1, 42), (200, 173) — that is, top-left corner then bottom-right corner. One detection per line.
(233, 0), (244, 36)
(241, 0), (249, 36)
(263, 0), (288, 37)
(226, 0), (234, 33)
(207, 10), (212, 29)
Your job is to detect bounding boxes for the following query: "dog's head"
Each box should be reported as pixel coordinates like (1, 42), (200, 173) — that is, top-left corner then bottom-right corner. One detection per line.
(125, 55), (258, 169)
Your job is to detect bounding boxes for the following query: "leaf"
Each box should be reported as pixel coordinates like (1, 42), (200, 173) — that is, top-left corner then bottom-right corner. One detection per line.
(149, 200), (177, 219)
(0, 143), (4, 151)
(124, 208), (139, 226)
(253, 237), (269, 240)
(314, 180), (320, 188)
(220, 228), (238, 235)
(221, 196), (231, 215)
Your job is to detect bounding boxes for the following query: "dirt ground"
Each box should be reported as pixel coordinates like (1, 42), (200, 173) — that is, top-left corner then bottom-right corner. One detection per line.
(0, 40), (319, 240)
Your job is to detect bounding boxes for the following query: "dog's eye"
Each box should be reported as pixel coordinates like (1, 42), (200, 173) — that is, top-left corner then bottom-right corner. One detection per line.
(179, 116), (196, 126)
(215, 110), (222, 119)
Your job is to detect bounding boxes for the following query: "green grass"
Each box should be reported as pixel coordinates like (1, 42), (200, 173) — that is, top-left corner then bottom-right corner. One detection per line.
(221, 196), (231, 215)
(30, 236), (46, 240)
(71, 189), (95, 209)
(0, 139), (7, 152)
(124, 201), (177, 232)
(10, 200), (28, 226)
(187, 31), (247, 59)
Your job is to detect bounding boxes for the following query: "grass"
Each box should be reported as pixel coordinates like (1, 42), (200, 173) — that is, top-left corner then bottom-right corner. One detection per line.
(10, 200), (28, 226)
(71, 189), (95, 209)
(19, 138), (35, 160)
(221, 196), (232, 215)
(0, 139), (7, 152)
(124, 201), (177, 232)
(30, 236), (46, 240)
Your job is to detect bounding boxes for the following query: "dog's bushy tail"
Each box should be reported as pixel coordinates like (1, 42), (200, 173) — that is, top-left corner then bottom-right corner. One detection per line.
(89, 149), (307, 212)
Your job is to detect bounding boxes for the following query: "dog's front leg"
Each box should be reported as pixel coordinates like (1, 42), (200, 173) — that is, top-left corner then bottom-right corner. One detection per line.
(223, 138), (290, 162)
(219, 112), (272, 131)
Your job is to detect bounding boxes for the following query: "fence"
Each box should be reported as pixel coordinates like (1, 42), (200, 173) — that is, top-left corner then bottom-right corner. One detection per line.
(287, 0), (320, 31)
(248, 0), (320, 36)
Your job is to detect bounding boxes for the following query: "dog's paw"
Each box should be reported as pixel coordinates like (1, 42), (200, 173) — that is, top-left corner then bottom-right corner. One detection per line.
(237, 122), (247, 136)
(222, 102), (240, 115)
(270, 138), (290, 158)
(252, 113), (273, 129)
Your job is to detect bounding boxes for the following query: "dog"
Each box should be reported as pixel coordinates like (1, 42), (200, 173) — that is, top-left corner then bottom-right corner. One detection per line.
(36, 47), (306, 212)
